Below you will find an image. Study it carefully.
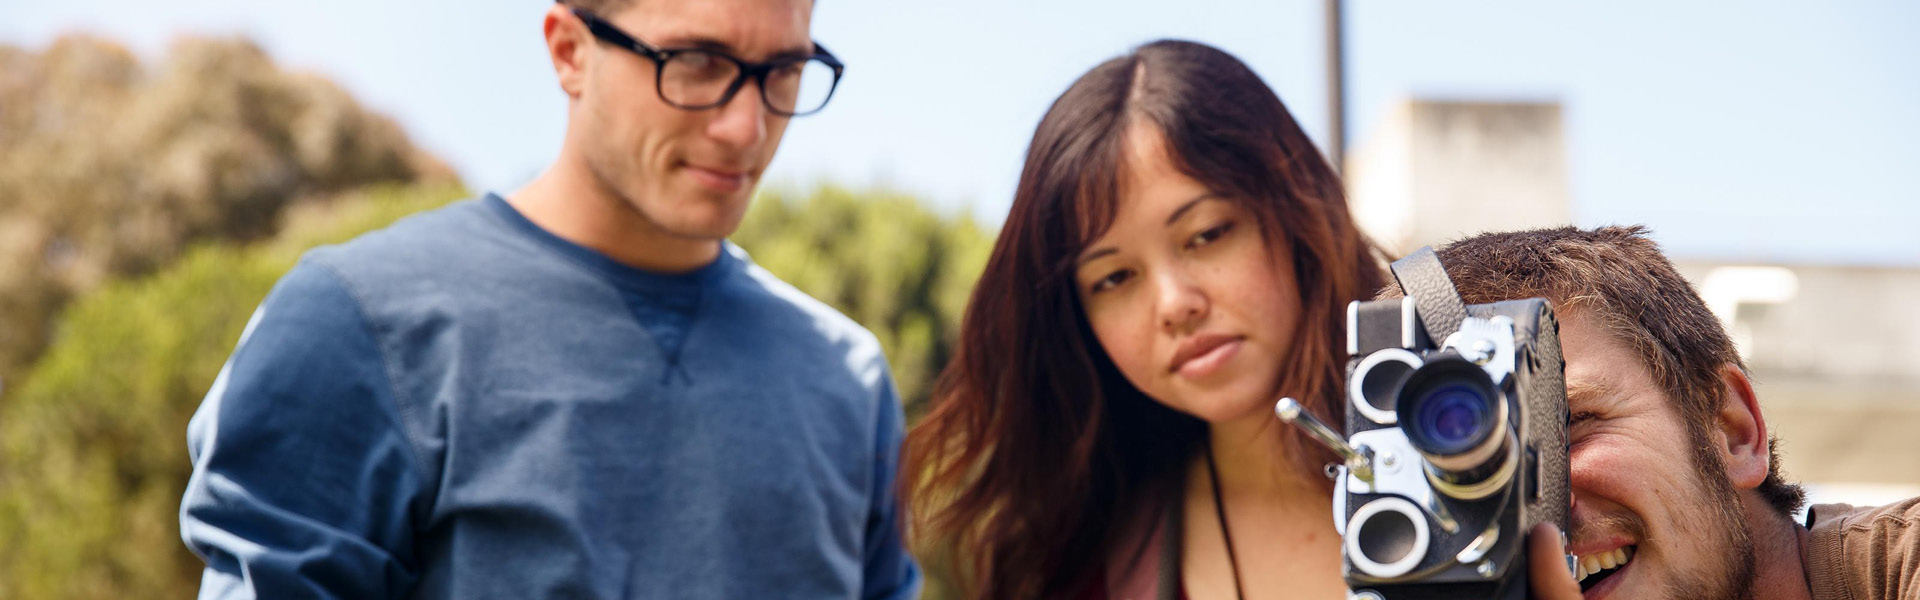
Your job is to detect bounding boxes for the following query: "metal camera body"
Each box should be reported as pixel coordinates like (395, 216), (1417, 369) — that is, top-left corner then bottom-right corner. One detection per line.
(1311, 248), (1570, 600)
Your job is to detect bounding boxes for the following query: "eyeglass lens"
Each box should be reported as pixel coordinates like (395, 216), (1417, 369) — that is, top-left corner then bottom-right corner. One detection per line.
(659, 51), (838, 114)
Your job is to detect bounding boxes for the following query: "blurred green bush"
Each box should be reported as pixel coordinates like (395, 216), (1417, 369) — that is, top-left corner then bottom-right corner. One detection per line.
(734, 185), (992, 415)
(0, 34), (454, 386)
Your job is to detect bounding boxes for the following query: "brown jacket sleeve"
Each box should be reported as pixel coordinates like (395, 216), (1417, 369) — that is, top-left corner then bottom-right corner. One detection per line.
(1804, 497), (1920, 600)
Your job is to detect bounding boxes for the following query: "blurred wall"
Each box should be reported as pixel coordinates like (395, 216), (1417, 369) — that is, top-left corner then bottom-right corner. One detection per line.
(1675, 262), (1920, 487)
(1346, 97), (1920, 501)
(1346, 99), (1570, 257)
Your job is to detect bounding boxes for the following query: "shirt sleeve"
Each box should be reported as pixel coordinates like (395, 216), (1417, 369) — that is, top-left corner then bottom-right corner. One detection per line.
(861, 370), (924, 600)
(179, 260), (428, 600)
(1809, 498), (1920, 600)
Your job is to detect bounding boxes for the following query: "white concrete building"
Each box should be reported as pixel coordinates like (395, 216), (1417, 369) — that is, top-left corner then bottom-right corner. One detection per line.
(1345, 98), (1920, 505)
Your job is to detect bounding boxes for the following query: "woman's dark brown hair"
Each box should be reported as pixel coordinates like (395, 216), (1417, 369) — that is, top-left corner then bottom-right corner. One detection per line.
(902, 40), (1385, 599)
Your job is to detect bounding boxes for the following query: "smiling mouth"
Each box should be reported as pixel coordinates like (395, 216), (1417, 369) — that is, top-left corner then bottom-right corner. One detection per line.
(1575, 545), (1634, 593)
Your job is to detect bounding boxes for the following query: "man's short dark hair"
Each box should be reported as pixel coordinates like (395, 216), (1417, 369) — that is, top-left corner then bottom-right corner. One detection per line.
(1378, 225), (1806, 518)
(558, 0), (630, 16)
(557, 0), (815, 17)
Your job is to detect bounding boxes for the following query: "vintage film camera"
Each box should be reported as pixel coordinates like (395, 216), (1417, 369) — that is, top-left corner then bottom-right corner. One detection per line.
(1277, 247), (1570, 600)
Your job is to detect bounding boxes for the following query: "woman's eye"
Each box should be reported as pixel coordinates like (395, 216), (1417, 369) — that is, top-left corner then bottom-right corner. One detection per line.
(1089, 269), (1133, 294)
(1187, 221), (1235, 249)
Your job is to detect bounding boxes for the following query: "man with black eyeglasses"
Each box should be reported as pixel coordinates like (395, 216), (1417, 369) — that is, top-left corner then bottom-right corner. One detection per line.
(178, 0), (921, 597)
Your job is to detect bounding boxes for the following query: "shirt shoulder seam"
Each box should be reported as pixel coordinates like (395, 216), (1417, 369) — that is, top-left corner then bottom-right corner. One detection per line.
(302, 258), (439, 514)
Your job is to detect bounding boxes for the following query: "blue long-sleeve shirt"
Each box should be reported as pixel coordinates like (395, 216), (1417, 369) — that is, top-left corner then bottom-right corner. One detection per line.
(180, 194), (921, 599)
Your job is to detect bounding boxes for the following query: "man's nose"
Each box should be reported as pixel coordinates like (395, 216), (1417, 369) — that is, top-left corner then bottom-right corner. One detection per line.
(1567, 448), (1600, 515)
(706, 81), (769, 150)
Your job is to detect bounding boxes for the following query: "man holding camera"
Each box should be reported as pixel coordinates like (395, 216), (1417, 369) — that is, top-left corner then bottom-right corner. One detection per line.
(179, 0), (921, 597)
(1388, 226), (1917, 600)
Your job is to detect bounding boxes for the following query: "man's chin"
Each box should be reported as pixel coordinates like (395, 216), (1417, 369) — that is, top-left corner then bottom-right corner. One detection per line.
(1625, 545), (1755, 600)
(655, 189), (751, 236)
(663, 212), (750, 243)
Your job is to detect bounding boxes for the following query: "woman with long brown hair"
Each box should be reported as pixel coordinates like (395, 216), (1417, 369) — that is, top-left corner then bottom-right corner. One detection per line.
(904, 40), (1385, 599)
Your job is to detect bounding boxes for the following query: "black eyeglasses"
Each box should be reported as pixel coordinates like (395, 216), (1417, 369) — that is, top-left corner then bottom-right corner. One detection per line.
(569, 7), (845, 117)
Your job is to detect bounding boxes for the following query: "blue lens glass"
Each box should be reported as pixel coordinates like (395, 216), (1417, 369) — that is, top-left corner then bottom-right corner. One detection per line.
(1416, 384), (1490, 454)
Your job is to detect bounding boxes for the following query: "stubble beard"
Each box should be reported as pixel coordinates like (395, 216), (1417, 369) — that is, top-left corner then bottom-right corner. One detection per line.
(1658, 435), (1758, 600)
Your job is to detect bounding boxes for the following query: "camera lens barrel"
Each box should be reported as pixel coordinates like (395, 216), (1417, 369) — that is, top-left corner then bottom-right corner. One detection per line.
(1394, 354), (1515, 499)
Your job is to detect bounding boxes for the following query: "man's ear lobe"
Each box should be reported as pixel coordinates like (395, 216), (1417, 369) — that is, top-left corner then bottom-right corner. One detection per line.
(543, 4), (588, 98)
(1715, 363), (1770, 489)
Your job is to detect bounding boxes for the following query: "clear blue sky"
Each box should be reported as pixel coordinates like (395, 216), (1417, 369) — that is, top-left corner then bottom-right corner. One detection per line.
(4, 0), (1916, 265)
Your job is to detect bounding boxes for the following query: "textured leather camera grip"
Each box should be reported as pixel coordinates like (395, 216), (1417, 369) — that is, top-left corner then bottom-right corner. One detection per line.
(1390, 246), (1469, 343)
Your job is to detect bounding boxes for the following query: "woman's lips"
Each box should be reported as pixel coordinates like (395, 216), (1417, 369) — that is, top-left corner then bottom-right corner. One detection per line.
(1171, 335), (1243, 379)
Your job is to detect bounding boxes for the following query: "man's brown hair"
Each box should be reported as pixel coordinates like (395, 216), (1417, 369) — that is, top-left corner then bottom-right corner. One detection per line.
(1379, 225), (1805, 518)
(556, 0), (627, 15)
(557, 0), (816, 17)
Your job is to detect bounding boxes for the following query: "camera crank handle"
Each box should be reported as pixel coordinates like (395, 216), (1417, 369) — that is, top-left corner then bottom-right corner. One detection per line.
(1274, 397), (1375, 482)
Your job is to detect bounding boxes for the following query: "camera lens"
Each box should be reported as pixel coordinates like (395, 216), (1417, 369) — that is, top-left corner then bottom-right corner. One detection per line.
(1413, 383), (1492, 455)
(1397, 356), (1501, 461)
(1394, 354), (1513, 499)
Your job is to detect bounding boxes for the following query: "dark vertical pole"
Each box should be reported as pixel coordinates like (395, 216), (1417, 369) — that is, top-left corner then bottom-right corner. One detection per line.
(1325, 0), (1346, 174)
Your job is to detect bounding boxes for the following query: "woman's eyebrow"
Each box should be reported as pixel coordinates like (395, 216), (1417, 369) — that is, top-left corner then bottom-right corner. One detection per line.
(1163, 193), (1218, 226)
(1077, 194), (1223, 267)
(1076, 247), (1116, 268)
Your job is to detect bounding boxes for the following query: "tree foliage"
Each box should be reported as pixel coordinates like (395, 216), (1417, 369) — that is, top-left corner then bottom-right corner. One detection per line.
(0, 184), (465, 600)
(0, 34), (455, 384)
(733, 185), (993, 414)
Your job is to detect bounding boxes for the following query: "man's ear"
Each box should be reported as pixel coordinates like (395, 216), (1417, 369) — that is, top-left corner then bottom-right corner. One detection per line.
(544, 4), (590, 99)
(1714, 363), (1771, 490)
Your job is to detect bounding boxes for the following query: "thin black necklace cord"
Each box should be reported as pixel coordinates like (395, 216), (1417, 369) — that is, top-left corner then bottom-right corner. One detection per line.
(1205, 445), (1246, 600)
